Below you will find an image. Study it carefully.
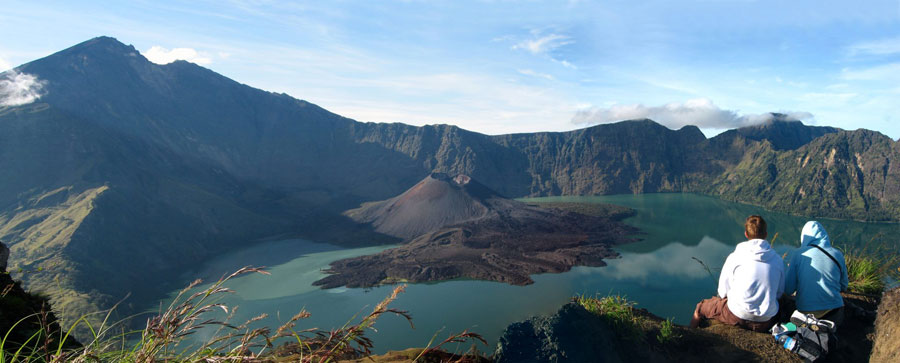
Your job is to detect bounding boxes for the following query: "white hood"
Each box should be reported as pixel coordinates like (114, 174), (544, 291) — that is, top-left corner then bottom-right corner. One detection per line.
(718, 239), (785, 321)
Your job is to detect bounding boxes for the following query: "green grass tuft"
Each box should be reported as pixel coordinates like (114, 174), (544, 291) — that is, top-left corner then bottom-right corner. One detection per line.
(844, 245), (900, 295)
(574, 294), (643, 341)
(656, 318), (680, 344)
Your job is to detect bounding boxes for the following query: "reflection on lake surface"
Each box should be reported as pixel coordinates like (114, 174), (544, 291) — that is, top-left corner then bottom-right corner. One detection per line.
(156, 193), (900, 353)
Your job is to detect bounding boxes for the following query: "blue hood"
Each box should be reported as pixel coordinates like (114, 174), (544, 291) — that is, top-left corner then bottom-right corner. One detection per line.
(801, 221), (832, 248)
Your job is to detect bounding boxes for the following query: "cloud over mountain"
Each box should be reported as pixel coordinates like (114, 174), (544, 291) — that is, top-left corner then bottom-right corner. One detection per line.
(572, 98), (814, 130)
(143, 46), (212, 65)
(0, 67), (46, 107)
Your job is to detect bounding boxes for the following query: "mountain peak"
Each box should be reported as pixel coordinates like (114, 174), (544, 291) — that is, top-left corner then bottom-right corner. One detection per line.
(18, 35), (147, 80)
(428, 172), (473, 186)
(344, 173), (506, 239)
(58, 36), (140, 60)
(730, 115), (840, 150)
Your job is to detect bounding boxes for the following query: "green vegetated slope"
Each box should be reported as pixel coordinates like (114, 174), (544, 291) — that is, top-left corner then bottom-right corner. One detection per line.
(708, 129), (900, 221)
(1, 36), (898, 331)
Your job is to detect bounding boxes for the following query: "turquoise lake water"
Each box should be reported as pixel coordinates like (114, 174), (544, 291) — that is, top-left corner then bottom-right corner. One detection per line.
(156, 193), (900, 353)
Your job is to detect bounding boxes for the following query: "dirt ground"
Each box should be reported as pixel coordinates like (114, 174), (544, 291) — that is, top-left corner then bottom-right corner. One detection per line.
(870, 286), (900, 362)
(678, 292), (878, 363)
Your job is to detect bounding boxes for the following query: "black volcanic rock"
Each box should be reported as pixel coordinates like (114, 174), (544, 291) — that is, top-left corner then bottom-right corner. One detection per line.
(493, 303), (624, 363)
(314, 175), (637, 288)
(0, 241), (7, 271)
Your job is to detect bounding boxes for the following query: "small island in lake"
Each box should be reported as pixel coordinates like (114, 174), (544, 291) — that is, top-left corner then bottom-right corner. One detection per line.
(313, 173), (639, 288)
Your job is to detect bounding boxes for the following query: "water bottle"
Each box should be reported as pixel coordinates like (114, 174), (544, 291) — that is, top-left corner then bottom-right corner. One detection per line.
(777, 334), (798, 352)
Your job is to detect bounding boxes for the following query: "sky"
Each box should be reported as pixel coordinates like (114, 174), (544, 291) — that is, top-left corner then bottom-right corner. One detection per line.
(1, 0), (899, 138)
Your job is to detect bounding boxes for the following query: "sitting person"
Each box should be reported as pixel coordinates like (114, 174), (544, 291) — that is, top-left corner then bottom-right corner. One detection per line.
(783, 221), (848, 326)
(690, 215), (784, 332)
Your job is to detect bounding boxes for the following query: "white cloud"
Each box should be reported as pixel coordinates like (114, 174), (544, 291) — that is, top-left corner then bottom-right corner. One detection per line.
(143, 46), (212, 65)
(554, 59), (577, 69)
(0, 57), (47, 107)
(517, 69), (554, 80)
(572, 98), (814, 130)
(0, 57), (11, 72)
(847, 37), (900, 56)
(512, 33), (573, 55)
(510, 31), (577, 70)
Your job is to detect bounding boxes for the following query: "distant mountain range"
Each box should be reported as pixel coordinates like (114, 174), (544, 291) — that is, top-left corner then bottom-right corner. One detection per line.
(2, 36), (899, 328)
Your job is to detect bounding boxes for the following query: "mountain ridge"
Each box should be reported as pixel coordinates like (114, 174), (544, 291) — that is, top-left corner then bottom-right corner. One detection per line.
(2, 36), (897, 330)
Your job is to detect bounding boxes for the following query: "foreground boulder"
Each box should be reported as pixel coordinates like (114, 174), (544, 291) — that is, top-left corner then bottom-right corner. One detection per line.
(870, 286), (900, 362)
(494, 303), (626, 363)
(495, 293), (884, 363)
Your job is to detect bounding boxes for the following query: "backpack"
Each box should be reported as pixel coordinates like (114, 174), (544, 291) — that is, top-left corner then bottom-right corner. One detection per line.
(771, 311), (836, 362)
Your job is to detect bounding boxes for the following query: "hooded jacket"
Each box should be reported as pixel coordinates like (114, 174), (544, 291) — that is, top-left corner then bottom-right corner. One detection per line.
(718, 239), (784, 321)
(784, 221), (848, 312)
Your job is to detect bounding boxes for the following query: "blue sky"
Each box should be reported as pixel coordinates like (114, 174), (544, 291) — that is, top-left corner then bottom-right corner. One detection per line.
(2, 0), (899, 138)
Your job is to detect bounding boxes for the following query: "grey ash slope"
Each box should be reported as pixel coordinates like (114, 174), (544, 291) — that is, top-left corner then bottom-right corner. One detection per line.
(344, 173), (504, 240)
(1, 36), (896, 331)
(317, 174), (638, 288)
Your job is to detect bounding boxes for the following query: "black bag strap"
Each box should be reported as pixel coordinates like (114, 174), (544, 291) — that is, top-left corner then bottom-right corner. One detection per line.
(809, 244), (842, 276)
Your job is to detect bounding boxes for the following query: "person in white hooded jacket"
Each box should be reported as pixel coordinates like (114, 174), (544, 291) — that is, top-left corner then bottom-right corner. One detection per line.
(690, 215), (785, 332)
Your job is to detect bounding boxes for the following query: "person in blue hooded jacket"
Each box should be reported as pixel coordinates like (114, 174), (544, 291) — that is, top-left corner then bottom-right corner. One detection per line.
(784, 221), (849, 325)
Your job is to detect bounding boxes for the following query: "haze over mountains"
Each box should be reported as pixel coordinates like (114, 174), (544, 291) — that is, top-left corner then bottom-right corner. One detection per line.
(2, 36), (900, 328)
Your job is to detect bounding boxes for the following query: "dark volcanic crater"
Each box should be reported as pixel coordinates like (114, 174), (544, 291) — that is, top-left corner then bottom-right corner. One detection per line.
(314, 173), (639, 288)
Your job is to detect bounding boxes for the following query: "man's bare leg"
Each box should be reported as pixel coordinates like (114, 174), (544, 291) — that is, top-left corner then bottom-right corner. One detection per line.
(689, 302), (702, 328)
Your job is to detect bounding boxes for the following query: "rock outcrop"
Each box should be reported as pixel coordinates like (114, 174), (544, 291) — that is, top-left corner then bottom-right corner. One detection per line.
(495, 292), (885, 363)
(494, 303), (626, 363)
(871, 286), (900, 362)
(0, 241), (7, 271)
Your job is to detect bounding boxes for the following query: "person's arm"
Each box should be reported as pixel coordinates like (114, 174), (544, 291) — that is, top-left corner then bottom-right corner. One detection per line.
(718, 254), (734, 298)
(783, 253), (797, 297)
(777, 260), (785, 298)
